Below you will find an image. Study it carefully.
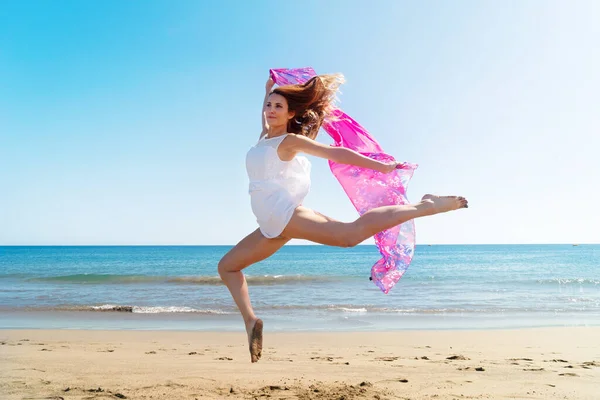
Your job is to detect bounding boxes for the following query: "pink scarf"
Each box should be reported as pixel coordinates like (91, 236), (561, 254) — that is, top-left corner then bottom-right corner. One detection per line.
(270, 67), (418, 294)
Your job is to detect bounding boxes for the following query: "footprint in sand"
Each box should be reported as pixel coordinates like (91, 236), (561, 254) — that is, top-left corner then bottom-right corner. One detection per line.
(216, 357), (233, 361)
(559, 372), (578, 377)
(446, 355), (470, 360)
(311, 356), (336, 362)
(375, 356), (399, 362)
(145, 351), (156, 354)
(269, 357), (294, 362)
(457, 366), (484, 371)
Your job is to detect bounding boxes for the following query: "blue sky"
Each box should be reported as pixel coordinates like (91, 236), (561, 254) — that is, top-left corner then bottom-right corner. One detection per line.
(1, 0), (598, 245)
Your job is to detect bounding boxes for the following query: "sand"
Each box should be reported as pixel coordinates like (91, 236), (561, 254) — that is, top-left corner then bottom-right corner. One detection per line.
(1, 327), (599, 399)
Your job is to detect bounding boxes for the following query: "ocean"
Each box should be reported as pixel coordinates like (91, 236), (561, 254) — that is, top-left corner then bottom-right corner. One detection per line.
(1, 245), (599, 331)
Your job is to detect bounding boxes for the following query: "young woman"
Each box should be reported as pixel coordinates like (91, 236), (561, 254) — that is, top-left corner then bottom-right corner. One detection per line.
(218, 74), (468, 363)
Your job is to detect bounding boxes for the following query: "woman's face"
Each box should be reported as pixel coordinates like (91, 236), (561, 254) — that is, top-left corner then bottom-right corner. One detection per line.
(265, 93), (294, 128)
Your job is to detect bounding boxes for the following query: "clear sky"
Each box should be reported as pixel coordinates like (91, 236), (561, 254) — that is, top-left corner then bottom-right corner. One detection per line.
(1, 0), (598, 245)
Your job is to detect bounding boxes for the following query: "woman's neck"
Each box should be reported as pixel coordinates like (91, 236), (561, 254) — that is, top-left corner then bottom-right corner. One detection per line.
(267, 126), (287, 137)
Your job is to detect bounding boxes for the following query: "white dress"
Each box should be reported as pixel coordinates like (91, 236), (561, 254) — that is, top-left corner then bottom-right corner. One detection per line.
(245, 134), (312, 238)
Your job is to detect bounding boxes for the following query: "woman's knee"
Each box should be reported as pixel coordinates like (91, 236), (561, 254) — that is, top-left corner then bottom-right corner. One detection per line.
(338, 222), (367, 247)
(341, 237), (361, 248)
(217, 257), (227, 277)
(337, 230), (363, 248)
(217, 254), (238, 277)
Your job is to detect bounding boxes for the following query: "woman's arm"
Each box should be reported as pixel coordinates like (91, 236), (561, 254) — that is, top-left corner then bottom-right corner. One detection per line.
(283, 134), (398, 173)
(260, 77), (275, 139)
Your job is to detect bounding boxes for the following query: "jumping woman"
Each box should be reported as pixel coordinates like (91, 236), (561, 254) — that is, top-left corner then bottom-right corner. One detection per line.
(218, 74), (468, 363)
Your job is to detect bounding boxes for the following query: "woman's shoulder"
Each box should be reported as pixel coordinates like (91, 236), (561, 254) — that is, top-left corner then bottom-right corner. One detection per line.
(281, 133), (310, 143)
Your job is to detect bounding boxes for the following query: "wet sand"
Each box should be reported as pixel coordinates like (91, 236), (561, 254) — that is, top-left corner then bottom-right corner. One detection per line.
(1, 327), (599, 399)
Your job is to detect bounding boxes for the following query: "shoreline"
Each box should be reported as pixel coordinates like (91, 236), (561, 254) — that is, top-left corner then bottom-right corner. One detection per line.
(2, 327), (599, 399)
(2, 309), (599, 333)
(2, 325), (600, 335)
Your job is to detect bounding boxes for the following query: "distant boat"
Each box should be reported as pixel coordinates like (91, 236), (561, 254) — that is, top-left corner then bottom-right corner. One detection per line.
(573, 244), (579, 246)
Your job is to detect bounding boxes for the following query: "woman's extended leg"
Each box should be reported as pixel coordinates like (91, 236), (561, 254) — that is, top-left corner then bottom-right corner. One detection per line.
(281, 194), (468, 247)
(218, 228), (290, 362)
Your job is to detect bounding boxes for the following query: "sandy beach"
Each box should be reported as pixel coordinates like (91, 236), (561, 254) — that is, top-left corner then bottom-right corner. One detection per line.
(1, 327), (599, 399)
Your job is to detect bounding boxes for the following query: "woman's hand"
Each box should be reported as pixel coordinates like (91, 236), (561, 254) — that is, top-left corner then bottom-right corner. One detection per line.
(266, 76), (275, 93)
(378, 161), (403, 174)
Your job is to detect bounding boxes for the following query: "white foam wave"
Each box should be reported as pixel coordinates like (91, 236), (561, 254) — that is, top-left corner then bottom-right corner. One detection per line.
(89, 304), (231, 314)
(329, 306), (368, 313)
(132, 306), (228, 314)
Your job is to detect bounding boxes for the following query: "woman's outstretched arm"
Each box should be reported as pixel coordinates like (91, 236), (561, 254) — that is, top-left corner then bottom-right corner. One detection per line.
(260, 77), (275, 139)
(282, 134), (399, 173)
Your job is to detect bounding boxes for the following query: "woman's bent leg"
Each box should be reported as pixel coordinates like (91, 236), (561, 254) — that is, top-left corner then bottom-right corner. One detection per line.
(218, 228), (290, 362)
(281, 195), (467, 247)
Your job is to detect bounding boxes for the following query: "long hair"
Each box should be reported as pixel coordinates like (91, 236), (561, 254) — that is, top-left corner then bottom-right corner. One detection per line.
(271, 74), (345, 140)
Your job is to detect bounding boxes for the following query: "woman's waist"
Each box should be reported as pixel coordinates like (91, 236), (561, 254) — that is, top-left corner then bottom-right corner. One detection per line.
(248, 176), (310, 191)
(250, 188), (309, 215)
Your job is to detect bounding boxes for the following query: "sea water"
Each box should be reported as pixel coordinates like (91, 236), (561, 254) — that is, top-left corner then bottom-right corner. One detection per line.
(1, 245), (598, 331)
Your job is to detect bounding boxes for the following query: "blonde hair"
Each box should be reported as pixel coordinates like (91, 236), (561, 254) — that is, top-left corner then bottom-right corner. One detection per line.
(271, 73), (345, 139)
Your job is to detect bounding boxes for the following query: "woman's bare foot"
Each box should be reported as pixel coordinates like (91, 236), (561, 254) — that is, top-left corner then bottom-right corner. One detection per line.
(421, 194), (468, 214)
(245, 318), (263, 363)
